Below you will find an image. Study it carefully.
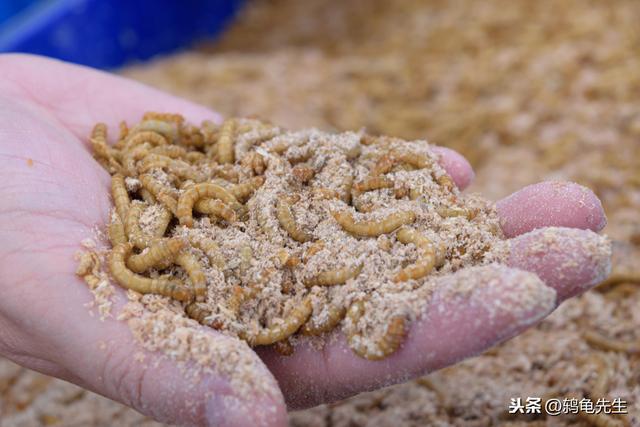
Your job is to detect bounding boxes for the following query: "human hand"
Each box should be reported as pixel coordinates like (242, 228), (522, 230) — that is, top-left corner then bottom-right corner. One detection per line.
(0, 54), (610, 426)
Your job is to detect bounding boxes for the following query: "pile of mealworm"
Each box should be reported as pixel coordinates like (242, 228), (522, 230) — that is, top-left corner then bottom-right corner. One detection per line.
(85, 112), (504, 360)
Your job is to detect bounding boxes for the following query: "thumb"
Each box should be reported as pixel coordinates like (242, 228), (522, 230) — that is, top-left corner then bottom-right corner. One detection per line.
(48, 288), (287, 426)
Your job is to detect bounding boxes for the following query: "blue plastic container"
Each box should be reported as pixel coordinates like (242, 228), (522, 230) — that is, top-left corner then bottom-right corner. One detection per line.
(0, 0), (244, 69)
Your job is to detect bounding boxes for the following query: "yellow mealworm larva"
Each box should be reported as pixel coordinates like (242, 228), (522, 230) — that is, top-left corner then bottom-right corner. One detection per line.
(108, 243), (193, 302)
(393, 227), (437, 282)
(122, 143), (151, 175)
(273, 339), (294, 356)
(111, 174), (130, 221)
(90, 123), (122, 174)
(140, 188), (156, 204)
(291, 164), (316, 183)
(226, 284), (259, 316)
(134, 119), (178, 140)
(353, 176), (394, 193)
(179, 125), (205, 147)
(240, 151), (266, 175)
(140, 154), (206, 181)
(300, 303), (346, 336)
(126, 238), (185, 273)
(581, 353), (611, 398)
(229, 176), (266, 203)
(305, 263), (363, 287)
(175, 251), (207, 301)
(303, 240), (325, 262)
(400, 153), (432, 170)
(151, 144), (187, 159)
(583, 330), (640, 353)
(240, 297), (313, 346)
(185, 302), (223, 329)
(194, 198), (237, 222)
(436, 206), (476, 219)
(370, 153), (398, 176)
(124, 201), (151, 249)
(149, 206), (173, 238)
(177, 183), (240, 227)
(108, 214), (127, 246)
(217, 119), (236, 164)
(435, 174), (456, 191)
(142, 112), (185, 125)
(118, 121), (129, 143)
(276, 195), (313, 243)
(346, 300), (407, 360)
(185, 151), (206, 163)
(333, 209), (416, 237)
(189, 236), (225, 269)
(139, 174), (179, 214)
(124, 130), (168, 150)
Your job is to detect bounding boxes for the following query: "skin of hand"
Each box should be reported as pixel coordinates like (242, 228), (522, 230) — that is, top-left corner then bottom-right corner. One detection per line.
(0, 54), (610, 427)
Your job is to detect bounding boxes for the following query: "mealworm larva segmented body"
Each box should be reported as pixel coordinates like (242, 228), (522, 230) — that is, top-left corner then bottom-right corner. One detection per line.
(240, 151), (266, 175)
(291, 164), (316, 183)
(90, 123), (122, 173)
(126, 238), (184, 273)
(217, 119), (236, 164)
(301, 303), (346, 335)
(185, 302), (223, 329)
(142, 112), (185, 125)
(333, 209), (416, 237)
(353, 176), (394, 193)
(394, 227), (437, 282)
(346, 301), (407, 360)
(108, 214), (127, 245)
(175, 251), (207, 301)
(188, 236), (225, 269)
(177, 183), (241, 227)
(305, 263), (363, 287)
(139, 174), (179, 214)
(149, 145), (188, 159)
(230, 176), (265, 202)
(124, 131), (168, 150)
(194, 198), (236, 222)
(276, 195), (313, 243)
(273, 338), (295, 356)
(118, 121), (129, 142)
(226, 284), (260, 316)
(140, 188), (156, 204)
(122, 143), (151, 175)
(583, 330), (640, 353)
(124, 201), (151, 249)
(303, 240), (325, 262)
(111, 174), (130, 221)
(140, 154), (206, 182)
(240, 297), (313, 346)
(435, 174), (455, 191)
(371, 153), (397, 176)
(108, 243), (194, 302)
(147, 204), (171, 237)
(436, 206), (476, 219)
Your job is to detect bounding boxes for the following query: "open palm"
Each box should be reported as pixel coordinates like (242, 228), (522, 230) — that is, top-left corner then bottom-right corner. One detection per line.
(0, 54), (610, 427)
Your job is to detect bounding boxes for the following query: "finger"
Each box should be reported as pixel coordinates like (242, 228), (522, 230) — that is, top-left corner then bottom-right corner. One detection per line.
(496, 181), (606, 238)
(507, 227), (612, 301)
(0, 257), (287, 427)
(431, 146), (475, 190)
(258, 265), (555, 409)
(0, 54), (221, 141)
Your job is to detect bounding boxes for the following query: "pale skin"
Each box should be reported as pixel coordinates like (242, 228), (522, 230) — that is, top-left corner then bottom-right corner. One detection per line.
(0, 54), (610, 427)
